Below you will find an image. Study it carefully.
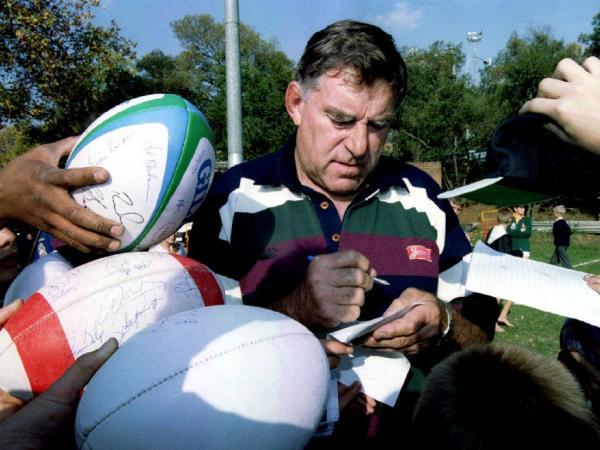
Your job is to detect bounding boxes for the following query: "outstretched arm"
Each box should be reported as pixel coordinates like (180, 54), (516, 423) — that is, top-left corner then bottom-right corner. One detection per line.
(0, 137), (124, 253)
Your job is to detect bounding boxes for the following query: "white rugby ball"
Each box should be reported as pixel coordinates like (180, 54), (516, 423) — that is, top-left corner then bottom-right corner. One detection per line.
(75, 306), (329, 450)
(0, 252), (236, 400)
(66, 94), (215, 252)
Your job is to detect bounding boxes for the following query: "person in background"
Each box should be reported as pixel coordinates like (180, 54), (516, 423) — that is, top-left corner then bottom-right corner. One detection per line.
(550, 205), (573, 269)
(486, 207), (522, 333)
(486, 207), (517, 255)
(500, 205), (532, 327)
(449, 197), (464, 216)
(449, 197), (477, 244)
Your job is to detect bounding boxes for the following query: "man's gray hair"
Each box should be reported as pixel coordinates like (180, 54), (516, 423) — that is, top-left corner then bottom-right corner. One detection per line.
(295, 20), (408, 106)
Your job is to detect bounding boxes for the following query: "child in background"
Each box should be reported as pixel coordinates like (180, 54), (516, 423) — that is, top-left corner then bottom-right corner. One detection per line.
(550, 205), (572, 269)
(487, 207), (522, 333)
(500, 205), (532, 328)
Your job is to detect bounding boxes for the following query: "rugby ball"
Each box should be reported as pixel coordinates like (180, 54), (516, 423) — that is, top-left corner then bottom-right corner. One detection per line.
(0, 252), (237, 400)
(66, 94), (215, 252)
(75, 306), (329, 450)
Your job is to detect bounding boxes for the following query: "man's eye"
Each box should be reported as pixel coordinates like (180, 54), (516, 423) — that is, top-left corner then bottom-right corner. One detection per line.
(331, 119), (352, 127)
(369, 122), (389, 131)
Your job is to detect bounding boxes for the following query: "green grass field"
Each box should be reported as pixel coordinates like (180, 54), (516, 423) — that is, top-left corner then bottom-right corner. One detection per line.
(491, 231), (600, 358)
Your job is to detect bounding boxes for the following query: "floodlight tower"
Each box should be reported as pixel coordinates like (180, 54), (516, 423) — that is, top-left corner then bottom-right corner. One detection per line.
(467, 31), (483, 81)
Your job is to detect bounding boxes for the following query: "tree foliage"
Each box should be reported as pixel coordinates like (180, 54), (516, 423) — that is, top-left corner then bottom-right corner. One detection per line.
(167, 14), (295, 160)
(1, 5), (598, 190)
(480, 29), (582, 117)
(0, 0), (138, 141)
(579, 12), (600, 57)
(387, 42), (498, 188)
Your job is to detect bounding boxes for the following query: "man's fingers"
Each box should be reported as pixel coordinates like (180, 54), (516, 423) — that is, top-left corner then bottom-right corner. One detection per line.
(330, 304), (362, 324)
(321, 339), (352, 356)
(46, 136), (80, 161)
(320, 339), (352, 369)
(44, 338), (118, 403)
(0, 299), (23, 328)
(543, 122), (572, 144)
(519, 97), (556, 117)
(43, 166), (109, 189)
(582, 56), (600, 76)
(0, 391), (24, 421)
(585, 274), (600, 294)
(338, 382), (362, 413)
(536, 77), (566, 99)
(317, 250), (371, 272)
(0, 339), (118, 448)
(331, 287), (365, 307)
(552, 58), (586, 82)
(334, 267), (372, 290)
(43, 205), (123, 252)
(44, 218), (110, 254)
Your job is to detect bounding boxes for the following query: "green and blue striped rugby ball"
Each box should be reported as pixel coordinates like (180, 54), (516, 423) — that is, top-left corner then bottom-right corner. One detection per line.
(66, 94), (215, 252)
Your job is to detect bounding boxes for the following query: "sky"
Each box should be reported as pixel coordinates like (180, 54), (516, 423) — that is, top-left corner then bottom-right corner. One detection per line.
(94, 0), (598, 71)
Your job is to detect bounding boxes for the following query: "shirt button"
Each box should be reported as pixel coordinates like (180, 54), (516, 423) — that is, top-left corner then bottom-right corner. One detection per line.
(320, 201), (329, 210)
(331, 233), (341, 242)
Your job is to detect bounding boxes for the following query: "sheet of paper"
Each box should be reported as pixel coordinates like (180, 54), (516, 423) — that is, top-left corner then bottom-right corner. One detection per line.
(326, 302), (423, 344)
(437, 253), (472, 301)
(336, 348), (411, 407)
(466, 241), (600, 327)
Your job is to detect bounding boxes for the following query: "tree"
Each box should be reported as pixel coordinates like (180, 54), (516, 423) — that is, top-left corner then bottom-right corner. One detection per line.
(480, 28), (582, 117)
(387, 42), (498, 188)
(579, 11), (600, 57)
(168, 15), (295, 161)
(136, 50), (198, 102)
(0, 0), (138, 142)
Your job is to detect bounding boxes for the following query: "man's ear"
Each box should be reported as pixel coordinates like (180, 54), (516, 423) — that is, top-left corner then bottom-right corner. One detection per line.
(285, 81), (305, 126)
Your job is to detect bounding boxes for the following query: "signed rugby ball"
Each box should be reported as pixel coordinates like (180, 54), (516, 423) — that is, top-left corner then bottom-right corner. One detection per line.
(66, 94), (215, 252)
(75, 306), (329, 450)
(0, 252), (236, 400)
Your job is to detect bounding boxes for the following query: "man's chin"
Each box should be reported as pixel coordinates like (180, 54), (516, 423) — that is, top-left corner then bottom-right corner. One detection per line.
(325, 179), (365, 198)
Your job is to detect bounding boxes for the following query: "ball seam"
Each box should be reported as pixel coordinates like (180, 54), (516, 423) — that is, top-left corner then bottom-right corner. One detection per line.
(80, 331), (317, 443)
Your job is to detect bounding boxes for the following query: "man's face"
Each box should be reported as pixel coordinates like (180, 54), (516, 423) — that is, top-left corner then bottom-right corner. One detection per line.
(450, 201), (462, 216)
(287, 70), (395, 200)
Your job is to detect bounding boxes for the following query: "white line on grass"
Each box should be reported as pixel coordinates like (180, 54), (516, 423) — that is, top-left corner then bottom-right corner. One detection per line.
(574, 258), (600, 268)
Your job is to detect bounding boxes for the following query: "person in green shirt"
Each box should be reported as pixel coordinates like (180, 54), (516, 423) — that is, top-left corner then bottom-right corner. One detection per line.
(498, 205), (532, 327)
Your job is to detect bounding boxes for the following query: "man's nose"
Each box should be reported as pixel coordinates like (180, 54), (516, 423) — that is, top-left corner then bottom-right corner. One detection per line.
(345, 124), (369, 159)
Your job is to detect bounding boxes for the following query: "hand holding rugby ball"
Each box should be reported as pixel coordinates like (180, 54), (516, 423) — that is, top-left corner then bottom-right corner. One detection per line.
(66, 94), (215, 252)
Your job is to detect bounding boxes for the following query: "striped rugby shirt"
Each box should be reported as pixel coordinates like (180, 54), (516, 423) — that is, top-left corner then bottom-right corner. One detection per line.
(190, 136), (472, 321)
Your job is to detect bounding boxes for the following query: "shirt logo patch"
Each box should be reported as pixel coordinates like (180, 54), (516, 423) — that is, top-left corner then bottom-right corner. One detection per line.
(406, 245), (432, 262)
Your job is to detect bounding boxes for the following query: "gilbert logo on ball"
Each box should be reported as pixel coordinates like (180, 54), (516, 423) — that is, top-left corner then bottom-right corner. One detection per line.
(0, 252), (237, 400)
(66, 94), (215, 252)
(75, 306), (330, 450)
